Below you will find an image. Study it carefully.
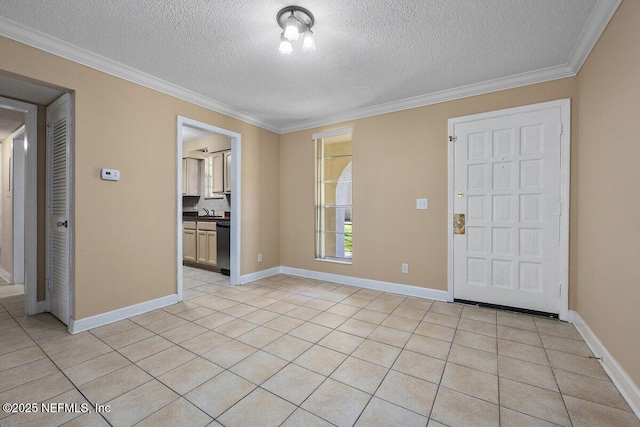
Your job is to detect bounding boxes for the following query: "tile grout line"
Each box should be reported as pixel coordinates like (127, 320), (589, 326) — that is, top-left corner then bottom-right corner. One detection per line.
(2, 303), (113, 426)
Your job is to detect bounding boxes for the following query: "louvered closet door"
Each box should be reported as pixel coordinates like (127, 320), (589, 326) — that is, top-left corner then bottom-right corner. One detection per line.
(47, 94), (71, 325)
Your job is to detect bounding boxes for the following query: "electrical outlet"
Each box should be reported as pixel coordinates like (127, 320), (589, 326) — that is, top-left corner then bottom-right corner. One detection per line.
(402, 263), (409, 274)
(258, 253), (263, 262)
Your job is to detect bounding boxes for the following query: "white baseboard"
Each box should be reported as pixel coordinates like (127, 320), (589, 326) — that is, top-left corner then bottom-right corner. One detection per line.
(280, 266), (449, 301)
(240, 267), (281, 284)
(569, 310), (640, 419)
(68, 294), (178, 334)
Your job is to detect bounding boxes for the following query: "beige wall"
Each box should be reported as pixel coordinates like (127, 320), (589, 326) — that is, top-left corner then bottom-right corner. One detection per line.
(575, 0), (640, 386)
(0, 37), (280, 320)
(1, 134), (12, 276)
(281, 78), (579, 296)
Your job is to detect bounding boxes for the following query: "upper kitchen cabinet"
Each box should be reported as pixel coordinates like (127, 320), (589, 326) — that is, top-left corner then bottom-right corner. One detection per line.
(205, 151), (224, 195)
(182, 158), (202, 196)
(204, 149), (231, 196)
(224, 150), (232, 193)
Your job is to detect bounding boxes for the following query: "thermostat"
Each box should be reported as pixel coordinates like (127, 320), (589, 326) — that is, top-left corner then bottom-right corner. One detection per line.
(101, 168), (120, 181)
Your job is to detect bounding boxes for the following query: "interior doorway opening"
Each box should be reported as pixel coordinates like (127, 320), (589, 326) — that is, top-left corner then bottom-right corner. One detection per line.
(176, 116), (241, 301)
(0, 74), (67, 320)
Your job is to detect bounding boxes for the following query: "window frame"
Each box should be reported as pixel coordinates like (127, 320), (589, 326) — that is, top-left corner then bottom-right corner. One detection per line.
(313, 127), (354, 264)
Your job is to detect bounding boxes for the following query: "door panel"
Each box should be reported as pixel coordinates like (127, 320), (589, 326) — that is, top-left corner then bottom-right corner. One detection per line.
(47, 94), (72, 325)
(197, 229), (208, 264)
(452, 106), (564, 314)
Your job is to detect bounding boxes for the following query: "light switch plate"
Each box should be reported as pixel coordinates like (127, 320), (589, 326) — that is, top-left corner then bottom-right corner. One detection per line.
(101, 168), (120, 181)
(416, 198), (429, 209)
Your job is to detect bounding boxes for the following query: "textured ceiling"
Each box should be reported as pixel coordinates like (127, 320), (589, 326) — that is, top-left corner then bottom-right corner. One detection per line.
(0, 0), (618, 133)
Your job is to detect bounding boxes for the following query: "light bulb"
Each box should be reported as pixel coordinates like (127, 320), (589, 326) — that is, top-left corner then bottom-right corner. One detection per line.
(284, 13), (300, 41)
(279, 33), (293, 54)
(302, 29), (316, 52)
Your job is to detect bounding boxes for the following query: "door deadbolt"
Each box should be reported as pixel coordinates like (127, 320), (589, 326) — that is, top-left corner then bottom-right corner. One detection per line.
(453, 214), (465, 234)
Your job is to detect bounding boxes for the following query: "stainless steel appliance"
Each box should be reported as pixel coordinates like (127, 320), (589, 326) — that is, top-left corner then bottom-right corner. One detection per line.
(216, 220), (230, 275)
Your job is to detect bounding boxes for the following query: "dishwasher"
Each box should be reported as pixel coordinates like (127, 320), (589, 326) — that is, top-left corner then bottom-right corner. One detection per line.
(216, 221), (230, 276)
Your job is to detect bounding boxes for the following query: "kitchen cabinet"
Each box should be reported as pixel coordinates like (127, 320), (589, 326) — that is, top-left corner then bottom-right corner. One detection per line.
(223, 150), (232, 193)
(182, 158), (202, 196)
(207, 151), (224, 195)
(182, 221), (197, 263)
(196, 221), (217, 266)
(204, 150), (231, 196)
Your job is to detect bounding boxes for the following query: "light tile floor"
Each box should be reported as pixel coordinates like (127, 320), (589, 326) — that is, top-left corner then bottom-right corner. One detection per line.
(0, 268), (639, 426)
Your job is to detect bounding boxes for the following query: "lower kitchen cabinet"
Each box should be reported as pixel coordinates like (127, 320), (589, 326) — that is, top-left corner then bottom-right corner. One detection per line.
(183, 220), (218, 268)
(190, 221), (217, 267)
(183, 221), (197, 263)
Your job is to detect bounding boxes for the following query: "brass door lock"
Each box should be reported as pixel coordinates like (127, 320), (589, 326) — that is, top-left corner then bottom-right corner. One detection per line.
(453, 214), (465, 234)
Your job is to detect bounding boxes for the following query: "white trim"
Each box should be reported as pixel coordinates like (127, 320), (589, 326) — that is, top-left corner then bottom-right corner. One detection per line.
(0, 1), (619, 135)
(311, 127), (354, 141)
(569, 310), (640, 419)
(0, 96), (39, 316)
(280, 266), (449, 301)
(176, 117), (242, 301)
(11, 125), (25, 286)
(176, 123), (184, 302)
(283, 65), (575, 134)
(558, 99), (571, 321)
(447, 99), (571, 320)
(0, 18), (278, 134)
(240, 266), (281, 284)
(567, 0), (622, 72)
(68, 294), (178, 334)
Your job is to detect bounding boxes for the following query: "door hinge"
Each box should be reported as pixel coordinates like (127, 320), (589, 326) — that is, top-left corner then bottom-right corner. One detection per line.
(449, 135), (457, 142)
(558, 122), (563, 135)
(46, 280), (52, 291)
(558, 284), (562, 297)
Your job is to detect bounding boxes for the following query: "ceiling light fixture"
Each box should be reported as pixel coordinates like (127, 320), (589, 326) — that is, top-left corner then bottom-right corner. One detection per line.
(277, 6), (315, 54)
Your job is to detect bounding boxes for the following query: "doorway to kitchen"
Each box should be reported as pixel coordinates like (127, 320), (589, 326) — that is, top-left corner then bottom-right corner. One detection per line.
(176, 116), (241, 301)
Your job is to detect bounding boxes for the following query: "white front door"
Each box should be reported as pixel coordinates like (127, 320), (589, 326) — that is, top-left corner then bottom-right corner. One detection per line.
(46, 94), (72, 325)
(449, 100), (569, 315)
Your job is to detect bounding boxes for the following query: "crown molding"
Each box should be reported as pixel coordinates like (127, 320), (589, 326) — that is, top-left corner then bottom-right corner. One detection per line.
(280, 64), (576, 134)
(567, 0), (622, 72)
(278, 0), (620, 134)
(0, 17), (280, 134)
(0, 0), (620, 135)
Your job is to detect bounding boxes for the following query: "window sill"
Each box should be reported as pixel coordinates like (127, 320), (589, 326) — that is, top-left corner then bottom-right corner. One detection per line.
(314, 257), (352, 265)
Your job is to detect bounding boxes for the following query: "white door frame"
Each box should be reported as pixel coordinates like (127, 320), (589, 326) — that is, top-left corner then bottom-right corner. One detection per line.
(0, 96), (40, 315)
(176, 116), (241, 300)
(11, 126), (25, 286)
(447, 99), (571, 320)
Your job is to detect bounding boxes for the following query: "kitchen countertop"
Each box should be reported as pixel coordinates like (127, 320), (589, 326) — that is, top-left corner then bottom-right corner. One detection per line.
(182, 215), (231, 222)
(183, 216), (228, 222)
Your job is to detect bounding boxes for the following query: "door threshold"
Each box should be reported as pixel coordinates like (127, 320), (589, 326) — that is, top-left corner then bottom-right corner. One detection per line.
(454, 299), (559, 319)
